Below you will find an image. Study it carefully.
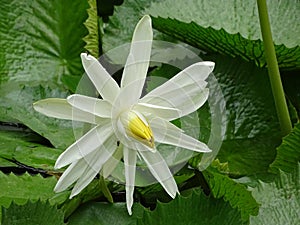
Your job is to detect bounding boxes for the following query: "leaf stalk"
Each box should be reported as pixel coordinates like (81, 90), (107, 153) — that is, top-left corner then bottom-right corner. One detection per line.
(257, 0), (292, 136)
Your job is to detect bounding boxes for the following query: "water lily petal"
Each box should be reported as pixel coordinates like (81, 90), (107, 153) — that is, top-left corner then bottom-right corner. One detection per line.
(121, 15), (153, 100)
(124, 147), (137, 215)
(150, 117), (211, 153)
(67, 94), (112, 118)
(101, 145), (123, 178)
(141, 62), (214, 117)
(134, 102), (181, 120)
(33, 98), (101, 124)
(54, 158), (88, 192)
(113, 81), (141, 112)
(81, 53), (120, 103)
(70, 134), (118, 197)
(55, 122), (113, 168)
(139, 150), (178, 198)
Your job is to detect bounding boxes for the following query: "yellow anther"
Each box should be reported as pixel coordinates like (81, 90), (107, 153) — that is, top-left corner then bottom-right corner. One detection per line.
(126, 111), (154, 148)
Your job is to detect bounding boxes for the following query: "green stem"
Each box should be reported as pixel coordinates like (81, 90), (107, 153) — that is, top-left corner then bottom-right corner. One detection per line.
(257, 0), (292, 136)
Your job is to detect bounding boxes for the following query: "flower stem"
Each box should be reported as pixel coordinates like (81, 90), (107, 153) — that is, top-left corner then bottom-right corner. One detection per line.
(257, 0), (292, 136)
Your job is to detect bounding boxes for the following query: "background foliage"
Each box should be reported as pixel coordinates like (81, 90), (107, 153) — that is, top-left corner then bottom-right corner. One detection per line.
(0, 0), (299, 224)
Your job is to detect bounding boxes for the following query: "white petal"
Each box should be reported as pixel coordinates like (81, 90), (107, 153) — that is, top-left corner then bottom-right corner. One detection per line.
(121, 15), (153, 100)
(113, 81), (140, 112)
(141, 62), (214, 117)
(33, 98), (101, 124)
(124, 147), (137, 215)
(81, 53), (120, 103)
(101, 145), (123, 178)
(55, 122), (113, 168)
(70, 134), (118, 197)
(150, 117), (211, 153)
(134, 102), (181, 120)
(54, 159), (88, 192)
(139, 150), (178, 198)
(67, 94), (112, 118)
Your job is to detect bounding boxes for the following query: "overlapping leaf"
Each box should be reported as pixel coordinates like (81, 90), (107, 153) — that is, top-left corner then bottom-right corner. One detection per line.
(203, 167), (260, 222)
(270, 123), (300, 174)
(0, 172), (66, 209)
(84, 0), (100, 57)
(102, 0), (300, 70)
(138, 189), (244, 225)
(0, 86), (75, 149)
(0, 129), (61, 170)
(68, 202), (143, 225)
(1, 200), (65, 225)
(68, 189), (244, 225)
(145, 0), (300, 70)
(250, 164), (300, 225)
(0, 0), (89, 148)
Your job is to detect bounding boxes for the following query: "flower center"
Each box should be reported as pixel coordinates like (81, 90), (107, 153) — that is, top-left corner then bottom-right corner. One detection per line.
(119, 110), (154, 148)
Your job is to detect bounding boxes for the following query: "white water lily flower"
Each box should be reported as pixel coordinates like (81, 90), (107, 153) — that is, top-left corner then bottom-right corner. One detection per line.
(33, 15), (214, 215)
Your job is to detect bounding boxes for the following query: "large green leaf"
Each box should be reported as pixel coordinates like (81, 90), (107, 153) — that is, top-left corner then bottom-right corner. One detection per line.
(203, 166), (259, 222)
(68, 202), (143, 225)
(0, 0), (89, 148)
(102, 0), (159, 52)
(101, 0), (299, 70)
(191, 54), (282, 177)
(0, 172), (65, 208)
(138, 189), (244, 225)
(270, 123), (300, 174)
(250, 164), (300, 225)
(282, 71), (300, 117)
(145, 0), (300, 70)
(68, 190), (244, 224)
(196, 54), (281, 178)
(147, 0), (299, 47)
(0, 86), (75, 149)
(0, 128), (61, 170)
(0, 0), (88, 87)
(1, 200), (65, 225)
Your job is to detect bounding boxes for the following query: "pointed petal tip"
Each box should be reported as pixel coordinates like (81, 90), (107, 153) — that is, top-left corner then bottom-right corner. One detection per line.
(171, 191), (179, 199)
(193, 143), (212, 153)
(165, 183), (179, 199)
(80, 52), (98, 63)
(139, 14), (152, 25)
(53, 164), (60, 170)
(195, 61), (215, 71)
(32, 102), (39, 111)
(70, 189), (80, 199)
(54, 159), (64, 169)
(127, 207), (133, 216)
(80, 52), (88, 58)
(200, 144), (213, 152)
(53, 182), (66, 193)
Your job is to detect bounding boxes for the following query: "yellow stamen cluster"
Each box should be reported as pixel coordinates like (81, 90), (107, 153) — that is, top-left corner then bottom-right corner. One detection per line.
(127, 111), (154, 148)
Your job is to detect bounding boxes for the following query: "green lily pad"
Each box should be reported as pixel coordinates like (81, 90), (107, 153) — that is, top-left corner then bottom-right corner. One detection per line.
(0, 85), (75, 149)
(203, 166), (260, 222)
(68, 202), (143, 225)
(270, 123), (300, 174)
(145, 0), (300, 70)
(1, 200), (65, 225)
(0, 0), (89, 148)
(0, 128), (62, 170)
(138, 189), (244, 225)
(250, 164), (300, 225)
(101, 0), (300, 70)
(147, 0), (300, 47)
(68, 189), (244, 225)
(0, 172), (61, 208)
